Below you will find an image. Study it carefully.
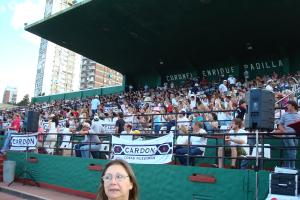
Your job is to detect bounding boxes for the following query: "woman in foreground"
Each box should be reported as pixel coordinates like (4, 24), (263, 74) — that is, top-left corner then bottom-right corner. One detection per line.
(96, 159), (139, 200)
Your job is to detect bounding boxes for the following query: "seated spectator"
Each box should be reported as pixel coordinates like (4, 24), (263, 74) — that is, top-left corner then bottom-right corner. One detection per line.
(177, 109), (190, 129)
(175, 125), (189, 151)
(176, 121), (207, 165)
(120, 123), (134, 141)
(217, 118), (247, 168)
(204, 113), (219, 134)
(152, 107), (162, 134)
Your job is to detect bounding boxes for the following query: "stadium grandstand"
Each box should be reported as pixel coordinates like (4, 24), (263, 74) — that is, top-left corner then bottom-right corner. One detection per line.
(1, 0), (300, 200)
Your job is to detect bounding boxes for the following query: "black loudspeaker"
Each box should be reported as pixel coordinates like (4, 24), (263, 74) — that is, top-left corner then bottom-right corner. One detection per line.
(269, 173), (298, 196)
(24, 111), (39, 132)
(245, 88), (275, 131)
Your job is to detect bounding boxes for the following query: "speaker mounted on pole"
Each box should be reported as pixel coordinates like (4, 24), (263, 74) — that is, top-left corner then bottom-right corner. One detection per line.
(24, 111), (39, 132)
(245, 88), (275, 131)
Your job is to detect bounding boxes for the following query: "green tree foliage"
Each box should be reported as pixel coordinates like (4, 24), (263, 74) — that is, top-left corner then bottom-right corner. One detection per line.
(17, 94), (30, 106)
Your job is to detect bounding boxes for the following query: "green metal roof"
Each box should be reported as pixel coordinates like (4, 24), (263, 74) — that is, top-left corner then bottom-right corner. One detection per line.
(26, 0), (300, 77)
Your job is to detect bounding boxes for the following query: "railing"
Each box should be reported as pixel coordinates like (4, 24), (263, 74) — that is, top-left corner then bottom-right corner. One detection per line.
(31, 130), (300, 170)
(3, 106), (300, 170)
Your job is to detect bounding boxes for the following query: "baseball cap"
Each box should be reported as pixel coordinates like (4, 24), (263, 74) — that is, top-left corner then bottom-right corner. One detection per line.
(82, 122), (90, 128)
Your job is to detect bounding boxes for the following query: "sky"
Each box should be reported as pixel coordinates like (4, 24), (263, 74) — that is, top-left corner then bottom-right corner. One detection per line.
(0, 0), (45, 102)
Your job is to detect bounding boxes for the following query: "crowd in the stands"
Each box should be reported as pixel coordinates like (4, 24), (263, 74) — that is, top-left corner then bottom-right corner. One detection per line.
(1, 71), (300, 168)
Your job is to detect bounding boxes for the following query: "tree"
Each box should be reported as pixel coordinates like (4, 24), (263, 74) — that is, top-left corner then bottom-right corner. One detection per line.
(17, 94), (30, 106)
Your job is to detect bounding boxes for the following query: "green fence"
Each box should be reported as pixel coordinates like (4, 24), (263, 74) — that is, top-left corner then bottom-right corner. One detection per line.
(7, 152), (269, 200)
(31, 85), (124, 103)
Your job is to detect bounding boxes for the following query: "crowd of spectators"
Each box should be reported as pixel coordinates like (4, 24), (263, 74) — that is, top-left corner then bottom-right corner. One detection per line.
(1, 71), (300, 168)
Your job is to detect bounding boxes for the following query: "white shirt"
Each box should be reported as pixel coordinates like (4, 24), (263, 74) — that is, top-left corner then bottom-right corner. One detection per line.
(190, 99), (197, 109)
(229, 129), (247, 146)
(91, 120), (105, 134)
(176, 135), (188, 145)
(265, 85), (273, 91)
(177, 116), (190, 128)
(120, 130), (133, 141)
(91, 98), (100, 110)
(171, 98), (178, 106)
(228, 77), (236, 85)
(219, 84), (228, 93)
(191, 128), (207, 152)
(60, 128), (72, 149)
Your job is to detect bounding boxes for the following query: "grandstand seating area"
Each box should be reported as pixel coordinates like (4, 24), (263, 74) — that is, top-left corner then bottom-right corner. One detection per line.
(1, 71), (300, 169)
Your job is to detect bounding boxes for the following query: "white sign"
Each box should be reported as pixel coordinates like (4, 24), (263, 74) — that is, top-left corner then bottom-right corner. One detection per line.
(202, 66), (236, 78)
(42, 119), (66, 133)
(103, 122), (116, 134)
(166, 73), (193, 81)
(111, 133), (173, 164)
(243, 59), (284, 72)
(104, 106), (119, 113)
(10, 133), (38, 151)
(42, 121), (49, 133)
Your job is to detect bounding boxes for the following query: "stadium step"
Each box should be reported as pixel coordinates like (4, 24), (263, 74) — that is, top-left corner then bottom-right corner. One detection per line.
(0, 182), (91, 200)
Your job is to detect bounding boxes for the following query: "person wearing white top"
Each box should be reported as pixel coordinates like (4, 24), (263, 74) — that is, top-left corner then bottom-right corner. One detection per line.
(177, 110), (190, 128)
(176, 121), (207, 165)
(227, 75), (236, 88)
(189, 95), (197, 110)
(219, 80), (228, 94)
(265, 84), (273, 91)
(60, 122), (72, 149)
(45, 115), (58, 155)
(175, 125), (189, 148)
(91, 115), (105, 135)
(120, 123), (134, 141)
(218, 118), (247, 168)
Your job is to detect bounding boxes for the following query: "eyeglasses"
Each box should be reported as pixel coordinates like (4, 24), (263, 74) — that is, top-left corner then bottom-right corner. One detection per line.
(102, 174), (129, 183)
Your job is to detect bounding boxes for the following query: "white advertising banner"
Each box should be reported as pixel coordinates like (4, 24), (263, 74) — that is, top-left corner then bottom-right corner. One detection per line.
(10, 133), (38, 151)
(102, 122), (116, 134)
(111, 133), (173, 164)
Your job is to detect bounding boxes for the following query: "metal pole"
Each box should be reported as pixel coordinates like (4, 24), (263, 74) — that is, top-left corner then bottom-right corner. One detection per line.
(255, 129), (259, 200)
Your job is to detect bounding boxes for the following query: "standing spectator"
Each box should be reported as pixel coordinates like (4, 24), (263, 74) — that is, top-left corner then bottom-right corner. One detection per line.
(0, 113), (21, 155)
(265, 80), (274, 91)
(277, 100), (300, 169)
(91, 95), (100, 116)
(236, 99), (247, 120)
(244, 69), (249, 83)
(219, 80), (228, 94)
(227, 75), (236, 89)
(191, 83), (199, 94)
(75, 122), (101, 159)
(44, 114), (58, 155)
(115, 112), (126, 134)
(60, 121), (72, 150)
(91, 114), (105, 135)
